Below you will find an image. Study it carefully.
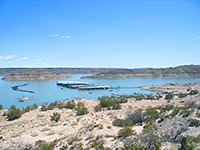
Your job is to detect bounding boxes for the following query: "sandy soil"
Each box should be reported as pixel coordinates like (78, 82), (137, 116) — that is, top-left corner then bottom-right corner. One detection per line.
(0, 91), (200, 149)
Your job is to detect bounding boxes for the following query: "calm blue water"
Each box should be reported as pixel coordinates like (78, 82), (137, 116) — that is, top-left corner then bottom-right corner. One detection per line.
(1, 74), (200, 109)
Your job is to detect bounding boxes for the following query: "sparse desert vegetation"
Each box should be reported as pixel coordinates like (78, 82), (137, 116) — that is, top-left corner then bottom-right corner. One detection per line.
(0, 86), (200, 149)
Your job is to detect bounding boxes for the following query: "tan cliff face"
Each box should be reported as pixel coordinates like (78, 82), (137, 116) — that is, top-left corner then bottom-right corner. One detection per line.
(2, 71), (71, 80)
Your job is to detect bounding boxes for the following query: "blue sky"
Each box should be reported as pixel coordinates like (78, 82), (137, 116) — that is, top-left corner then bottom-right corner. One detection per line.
(0, 0), (200, 68)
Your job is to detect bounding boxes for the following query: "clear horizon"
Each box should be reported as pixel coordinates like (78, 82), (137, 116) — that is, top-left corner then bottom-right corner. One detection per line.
(0, 0), (200, 68)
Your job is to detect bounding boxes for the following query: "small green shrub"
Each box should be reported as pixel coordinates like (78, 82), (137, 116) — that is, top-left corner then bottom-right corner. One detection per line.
(196, 112), (200, 118)
(180, 105), (195, 117)
(90, 135), (104, 149)
(127, 109), (144, 124)
(113, 119), (134, 127)
(47, 103), (56, 110)
(41, 105), (47, 111)
(94, 105), (102, 112)
(144, 108), (161, 123)
(65, 101), (76, 109)
(117, 128), (133, 138)
(22, 104), (38, 114)
(35, 140), (46, 147)
(133, 94), (145, 100)
(50, 112), (61, 122)
(70, 143), (84, 150)
(100, 98), (119, 108)
(159, 105), (174, 113)
(60, 144), (68, 150)
(0, 104), (3, 110)
(187, 135), (200, 143)
(189, 119), (200, 127)
(178, 93), (188, 98)
(141, 124), (161, 150)
(165, 93), (174, 100)
(170, 109), (179, 117)
(112, 103), (121, 110)
(3, 112), (6, 116)
(24, 106), (31, 112)
(146, 94), (155, 100)
(57, 103), (64, 109)
(96, 95), (131, 111)
(76, 106), (89, 116)
(189, 90), (199, 95)
(31, 103), (38, 110)
(35, 140), (56, 150)
(6, 105), (22, 121)
(123, 144), (149, 150)
(118, 97), (128, 103)
(91, 141), (104, 150)
(180, 136), (195, 150)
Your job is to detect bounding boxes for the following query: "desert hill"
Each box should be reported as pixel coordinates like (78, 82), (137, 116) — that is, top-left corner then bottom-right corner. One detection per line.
(2, 71), (71, 80)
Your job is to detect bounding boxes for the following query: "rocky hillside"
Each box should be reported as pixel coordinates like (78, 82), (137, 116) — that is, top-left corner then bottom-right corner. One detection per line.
(81, 65), (200, 79)
(1, 89), (200, 149)
(1, 71), (71, 80)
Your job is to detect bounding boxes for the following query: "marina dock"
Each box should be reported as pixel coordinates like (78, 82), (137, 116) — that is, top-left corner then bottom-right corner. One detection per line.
(57, 81), (110, 90)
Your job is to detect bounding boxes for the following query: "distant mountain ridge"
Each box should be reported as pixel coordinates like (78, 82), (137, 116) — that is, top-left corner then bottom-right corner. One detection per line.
(0, 68), (134, 76)
(81, 65), (200, 79)
(1, 65), (200, 79)
(2, 71), (71, 80)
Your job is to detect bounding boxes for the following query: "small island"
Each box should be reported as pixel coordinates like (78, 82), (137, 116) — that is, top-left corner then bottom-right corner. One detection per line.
(1, 70), (72, 80)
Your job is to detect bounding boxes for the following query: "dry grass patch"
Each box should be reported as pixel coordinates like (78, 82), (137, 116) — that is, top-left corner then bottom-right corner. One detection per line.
(71, 121), (78, 126)
(49, 122), (60, 127)
(37, 114), (45, 118)
(31, 132), (38, 137)
(57, 130), (65, 135)
(19, 120), (29, 124)
(40, 127), (51, 132)
(10, 132), (21, 138)
(47, 131), (55, 136)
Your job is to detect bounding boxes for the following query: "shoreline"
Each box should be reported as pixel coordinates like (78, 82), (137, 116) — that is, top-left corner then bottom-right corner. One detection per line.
(140, 82), (200, 93)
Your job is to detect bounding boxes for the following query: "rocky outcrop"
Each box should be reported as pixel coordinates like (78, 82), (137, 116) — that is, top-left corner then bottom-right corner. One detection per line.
(2, 70), (71, 80)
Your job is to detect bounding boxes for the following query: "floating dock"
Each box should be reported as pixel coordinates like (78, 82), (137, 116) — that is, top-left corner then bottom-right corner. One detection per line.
(78, 85), (110, 90)
(57, 81), (110, 90)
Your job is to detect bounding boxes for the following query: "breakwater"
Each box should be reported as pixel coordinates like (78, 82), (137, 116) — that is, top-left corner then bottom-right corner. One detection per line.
(11, 84), (35, 93)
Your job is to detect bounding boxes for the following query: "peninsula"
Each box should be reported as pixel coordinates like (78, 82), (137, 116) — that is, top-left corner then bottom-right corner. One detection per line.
(1, 71), (71, 80)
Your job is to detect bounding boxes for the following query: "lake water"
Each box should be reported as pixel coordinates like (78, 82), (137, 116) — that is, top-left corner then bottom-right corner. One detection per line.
(1, 74), (200, 109)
